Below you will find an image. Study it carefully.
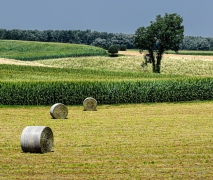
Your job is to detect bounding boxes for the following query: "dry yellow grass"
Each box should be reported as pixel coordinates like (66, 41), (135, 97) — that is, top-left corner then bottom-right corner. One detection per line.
(34, 52), (213, 77)
(0, 58), (52, 67)
(118, 51), (213, 76)
(1, 51), (213, 77)
(1, 102), (213, 179)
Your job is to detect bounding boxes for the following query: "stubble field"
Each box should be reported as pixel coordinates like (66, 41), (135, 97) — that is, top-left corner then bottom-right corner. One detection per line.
(1, 102), (213, 179)
(1, 50), (213, 77)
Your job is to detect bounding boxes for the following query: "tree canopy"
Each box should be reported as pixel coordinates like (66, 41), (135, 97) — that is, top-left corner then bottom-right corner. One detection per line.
(134, 13), (184, 73)
(1, 28), (213, 51)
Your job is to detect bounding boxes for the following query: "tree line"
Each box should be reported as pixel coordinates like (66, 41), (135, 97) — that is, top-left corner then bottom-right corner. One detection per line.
(180, 36), (213, 50)
(0, 28), (213, 50)
(0, 29), (134, 50)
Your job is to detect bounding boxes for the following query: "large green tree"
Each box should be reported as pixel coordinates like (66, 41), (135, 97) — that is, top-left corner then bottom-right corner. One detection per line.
(135, 13), (184, 73)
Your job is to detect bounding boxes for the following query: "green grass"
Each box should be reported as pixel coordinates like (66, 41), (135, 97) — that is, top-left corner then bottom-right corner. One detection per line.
(0, 40), (107, 60)
(1, 102), (213, 179)
(0, 63), (183, 82)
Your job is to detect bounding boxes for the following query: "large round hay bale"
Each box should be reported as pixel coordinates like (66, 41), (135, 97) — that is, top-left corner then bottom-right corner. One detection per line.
(83, 97), (97, 111)
(20, 126), (54, 153)
(50, 103), (68, 119)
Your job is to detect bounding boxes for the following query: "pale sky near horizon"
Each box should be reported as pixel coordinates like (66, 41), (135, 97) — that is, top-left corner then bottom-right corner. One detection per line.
(0, 0), (212, 37)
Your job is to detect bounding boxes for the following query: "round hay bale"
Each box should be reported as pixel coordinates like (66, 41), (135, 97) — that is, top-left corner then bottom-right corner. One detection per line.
(20, 126), (54, 153)
(50, 103), (68, 119)
(83, 97), (97, 111)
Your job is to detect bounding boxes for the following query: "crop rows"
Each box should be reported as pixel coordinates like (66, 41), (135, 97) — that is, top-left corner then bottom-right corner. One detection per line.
(0, 64), (181, 82)
(0, 78), (212, 105)
(0, 40), (107, 60)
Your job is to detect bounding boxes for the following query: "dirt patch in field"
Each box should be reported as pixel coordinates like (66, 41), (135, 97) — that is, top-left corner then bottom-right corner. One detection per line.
(0, 58), (51, 67)
(118, 51), (144, 57)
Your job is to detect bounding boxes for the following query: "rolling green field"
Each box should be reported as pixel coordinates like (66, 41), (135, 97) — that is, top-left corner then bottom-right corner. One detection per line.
(0, 40), (106, 60)
(0, 40), (213, 179)
(0, 63), (182, 82)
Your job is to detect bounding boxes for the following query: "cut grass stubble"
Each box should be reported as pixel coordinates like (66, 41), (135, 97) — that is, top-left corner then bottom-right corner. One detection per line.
(1, 102), (213, 179)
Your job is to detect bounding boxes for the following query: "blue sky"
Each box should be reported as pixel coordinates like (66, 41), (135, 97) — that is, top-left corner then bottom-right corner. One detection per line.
(0, 0), (212, 37)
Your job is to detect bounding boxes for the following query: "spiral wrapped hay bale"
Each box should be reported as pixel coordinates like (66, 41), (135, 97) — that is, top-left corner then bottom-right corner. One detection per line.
(83, 97), (97, 111)
(50, 103), (68, 119)
(20, 126), (54, 153)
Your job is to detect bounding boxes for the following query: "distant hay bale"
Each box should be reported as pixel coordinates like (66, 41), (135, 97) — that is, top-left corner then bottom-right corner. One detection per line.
(50, 103), (68, 119)
(20, 126), (54, 153)
(83, 97), (97, 111)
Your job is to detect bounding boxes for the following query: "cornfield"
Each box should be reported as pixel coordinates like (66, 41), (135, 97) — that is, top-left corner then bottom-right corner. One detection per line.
(0, 40), (107, 60)
(0, 40), (212, 105)
(0, 78), (212, 105)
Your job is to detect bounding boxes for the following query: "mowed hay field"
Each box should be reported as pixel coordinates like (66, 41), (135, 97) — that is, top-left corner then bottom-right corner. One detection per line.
(1, 102), (213, 179)
(0, 41), (213, 179)
(33, 52), (213, 77)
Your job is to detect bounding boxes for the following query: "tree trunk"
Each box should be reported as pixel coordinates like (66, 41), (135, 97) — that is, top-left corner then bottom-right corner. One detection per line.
(149, 51), (163, 73)
(155, 52), (163, 73)
(148, 51), (156, 73)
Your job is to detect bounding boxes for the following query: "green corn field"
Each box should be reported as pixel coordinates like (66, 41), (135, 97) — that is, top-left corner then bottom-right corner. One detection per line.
(0, 78), (212, 105)
(0, 40), (107, 60)
(0, 40), (213, 105)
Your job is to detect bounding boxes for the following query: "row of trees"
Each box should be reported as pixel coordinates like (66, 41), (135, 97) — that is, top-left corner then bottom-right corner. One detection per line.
(0, 28), (213, 50)
(0, 29), (213, 50)
(180, 36), (213, 50)
(0, 29), (134, 50)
